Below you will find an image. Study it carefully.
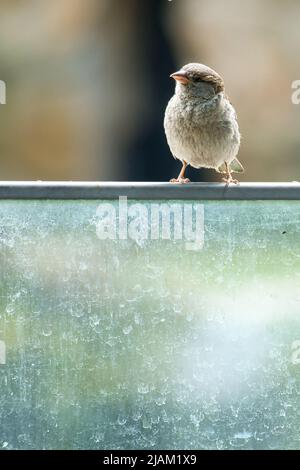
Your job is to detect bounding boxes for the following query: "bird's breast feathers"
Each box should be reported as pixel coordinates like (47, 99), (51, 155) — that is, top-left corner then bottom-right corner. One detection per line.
(164, 93), (240, 169)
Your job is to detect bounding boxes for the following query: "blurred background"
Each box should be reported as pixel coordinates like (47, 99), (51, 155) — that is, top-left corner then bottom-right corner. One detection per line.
(0, 0), (299, 182)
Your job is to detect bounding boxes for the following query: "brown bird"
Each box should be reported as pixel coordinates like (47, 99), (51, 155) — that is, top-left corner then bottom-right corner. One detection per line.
(164, 63), (243, 184)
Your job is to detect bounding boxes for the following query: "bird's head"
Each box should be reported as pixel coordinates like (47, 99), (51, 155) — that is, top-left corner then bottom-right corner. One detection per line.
(170, 63), (225, 100)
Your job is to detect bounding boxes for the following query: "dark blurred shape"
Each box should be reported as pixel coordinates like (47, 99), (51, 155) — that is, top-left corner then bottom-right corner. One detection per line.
(124, 0), (210, 182)
(124, 0), (176, 181)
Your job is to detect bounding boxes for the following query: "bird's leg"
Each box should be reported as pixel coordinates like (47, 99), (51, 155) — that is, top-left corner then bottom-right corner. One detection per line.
(170, 160), (190, 184)
(222, 162), (239, 185)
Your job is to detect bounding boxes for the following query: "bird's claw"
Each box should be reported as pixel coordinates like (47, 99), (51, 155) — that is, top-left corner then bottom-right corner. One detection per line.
(169, 177), (191, 184)
(222, 176), (239, 185)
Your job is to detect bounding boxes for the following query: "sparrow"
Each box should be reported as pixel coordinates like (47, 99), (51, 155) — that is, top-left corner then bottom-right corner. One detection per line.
(164, 63), (243, 184)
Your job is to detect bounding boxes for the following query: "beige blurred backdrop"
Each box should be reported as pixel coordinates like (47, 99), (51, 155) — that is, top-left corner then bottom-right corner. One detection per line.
(0, 0), (299, 181)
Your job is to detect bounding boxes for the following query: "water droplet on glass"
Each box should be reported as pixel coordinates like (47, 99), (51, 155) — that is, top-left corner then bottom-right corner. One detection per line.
(5, 304), (14, 314)
(117, 415), (127, 426)
(142, 416), (152, 429)
(123, 325), (133, 335)
(93, 432), (104, 443)
(234, 431), (252, 440)
(138, 384), (149, 394)
(155, 396), (166, 406)
(42, 329), (52, 337)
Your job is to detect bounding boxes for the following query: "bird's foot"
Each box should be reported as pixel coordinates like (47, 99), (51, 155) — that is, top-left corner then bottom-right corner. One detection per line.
(169, 177), (191, 184)
(222, 175), (239, 185)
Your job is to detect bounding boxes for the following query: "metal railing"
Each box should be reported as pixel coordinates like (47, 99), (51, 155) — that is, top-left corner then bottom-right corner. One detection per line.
(0, 182), (299, 199)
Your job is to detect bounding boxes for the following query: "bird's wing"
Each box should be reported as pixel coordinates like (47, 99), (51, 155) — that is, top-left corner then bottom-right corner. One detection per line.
(217, 158), (244, 174)
(230, 158), (244, 173)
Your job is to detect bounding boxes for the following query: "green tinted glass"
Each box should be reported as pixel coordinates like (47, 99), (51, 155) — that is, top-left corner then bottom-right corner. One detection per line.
(0, 199), (299, 449)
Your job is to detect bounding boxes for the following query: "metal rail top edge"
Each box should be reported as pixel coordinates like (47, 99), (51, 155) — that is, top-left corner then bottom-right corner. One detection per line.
(0, 182), (299, 200)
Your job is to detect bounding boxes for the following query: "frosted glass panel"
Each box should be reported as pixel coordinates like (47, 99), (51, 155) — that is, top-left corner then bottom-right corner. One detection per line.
(0, 200), (299, 450)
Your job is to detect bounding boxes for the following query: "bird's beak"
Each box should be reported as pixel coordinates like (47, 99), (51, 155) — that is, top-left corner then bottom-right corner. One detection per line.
(170, 70), (190, 85)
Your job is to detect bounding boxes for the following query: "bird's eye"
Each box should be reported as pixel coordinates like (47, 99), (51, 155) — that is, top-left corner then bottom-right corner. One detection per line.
(193, 77), (202, 83)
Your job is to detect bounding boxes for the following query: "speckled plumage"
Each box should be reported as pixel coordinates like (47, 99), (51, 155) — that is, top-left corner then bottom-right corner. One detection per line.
(164, 63), (242, 180)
